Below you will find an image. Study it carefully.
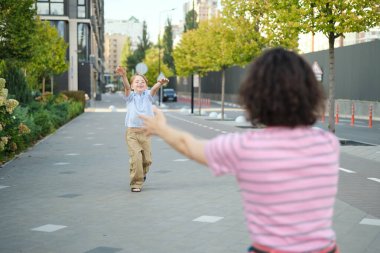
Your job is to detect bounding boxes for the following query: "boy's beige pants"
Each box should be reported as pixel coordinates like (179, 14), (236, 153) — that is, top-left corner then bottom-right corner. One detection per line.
(126, 128), (152, 189)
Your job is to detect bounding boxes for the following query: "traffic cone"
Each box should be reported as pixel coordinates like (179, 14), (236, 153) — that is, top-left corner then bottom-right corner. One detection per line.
(335, 104), (339, 124)
(350, 103), (355, 126)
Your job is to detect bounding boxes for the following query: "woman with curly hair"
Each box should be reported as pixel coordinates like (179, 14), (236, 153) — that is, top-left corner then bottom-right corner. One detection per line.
(140, 48), (339, 253)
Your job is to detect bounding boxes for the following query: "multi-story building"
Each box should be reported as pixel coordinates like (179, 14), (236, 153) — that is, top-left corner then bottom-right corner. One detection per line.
(103, 17), (143, 83)
(299, 27), (380, 53)
(35, 0), (105, 99)
(105, 17), (143, 50)
(183, 0), (218, 22)
(104, 34), (129, 74)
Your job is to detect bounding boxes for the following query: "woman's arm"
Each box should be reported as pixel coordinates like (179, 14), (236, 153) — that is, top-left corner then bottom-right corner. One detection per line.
(115, 66), (131, 96)
(140, 107), (207, 165)
(150, 78), (169, 97)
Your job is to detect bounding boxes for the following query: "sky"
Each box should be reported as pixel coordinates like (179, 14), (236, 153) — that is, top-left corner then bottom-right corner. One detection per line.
(104, 0), (189, 43)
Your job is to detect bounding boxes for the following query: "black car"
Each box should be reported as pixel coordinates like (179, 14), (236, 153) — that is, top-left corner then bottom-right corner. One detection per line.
(163, 88), (177, 102)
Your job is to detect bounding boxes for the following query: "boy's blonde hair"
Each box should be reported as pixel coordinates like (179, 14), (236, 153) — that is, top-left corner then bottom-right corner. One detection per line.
(130, 74), (149, 86)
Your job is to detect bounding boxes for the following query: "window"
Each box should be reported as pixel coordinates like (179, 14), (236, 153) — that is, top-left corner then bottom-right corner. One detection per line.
(50, 20), (66, 39)
(36, 0), (64, 16)
(77, 0), (87, 18)
(78, 23), (90, 62)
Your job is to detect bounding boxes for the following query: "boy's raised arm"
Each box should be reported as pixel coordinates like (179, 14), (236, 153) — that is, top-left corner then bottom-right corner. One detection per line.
(150, 78), (169, 96)
(115, 66), (131, 96)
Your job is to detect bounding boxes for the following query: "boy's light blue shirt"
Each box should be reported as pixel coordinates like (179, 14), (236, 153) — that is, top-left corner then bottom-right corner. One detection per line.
(123, 90), (154, 127)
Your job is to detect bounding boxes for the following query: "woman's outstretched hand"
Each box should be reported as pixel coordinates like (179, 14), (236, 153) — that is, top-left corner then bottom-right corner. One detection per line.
(139, 107), (167, 136)
(140, 106), (208, 165)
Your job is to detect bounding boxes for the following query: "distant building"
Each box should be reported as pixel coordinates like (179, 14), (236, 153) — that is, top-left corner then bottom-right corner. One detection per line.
(103, 17), (144, 84)
(105, 17), (143, 50)
(183, 0), (218, 22)
(35, 0), (105, 99)
(104, 34), (129, 74)
(299, 27), (380, 53)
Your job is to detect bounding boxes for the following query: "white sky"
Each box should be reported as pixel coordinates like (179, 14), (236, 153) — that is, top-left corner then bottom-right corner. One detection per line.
(104, 0), (189, 43)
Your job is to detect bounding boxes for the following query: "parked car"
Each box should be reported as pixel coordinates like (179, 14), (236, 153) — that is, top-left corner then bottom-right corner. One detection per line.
(163, 88), (177, 102)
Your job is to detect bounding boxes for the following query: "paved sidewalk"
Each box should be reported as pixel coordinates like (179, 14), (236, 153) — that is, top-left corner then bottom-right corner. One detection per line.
(0, 93), (379, 253)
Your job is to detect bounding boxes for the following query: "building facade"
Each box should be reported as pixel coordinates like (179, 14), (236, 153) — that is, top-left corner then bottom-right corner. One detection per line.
(183, 0), (218, 22)
(299, 27), (380, 53)
(104, 34), (129, 74)
(105, 17), (143, 50)
(103, 17), (143, 84)
(36, 0), (105, 99)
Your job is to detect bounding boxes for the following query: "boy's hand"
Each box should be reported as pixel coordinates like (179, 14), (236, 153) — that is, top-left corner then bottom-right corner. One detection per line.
(158, 78), (169, 86)
(140, 107), (167, 136)
(115, 66), (126, 76)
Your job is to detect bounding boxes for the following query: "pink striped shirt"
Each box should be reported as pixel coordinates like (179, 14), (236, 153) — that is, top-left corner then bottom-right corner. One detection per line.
(205, 127), (340, 252)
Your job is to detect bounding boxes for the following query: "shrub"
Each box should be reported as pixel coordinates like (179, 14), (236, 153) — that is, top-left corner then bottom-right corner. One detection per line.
(1, 62), (33, 105)
(33, 110), (55, 136)
(0, 77), (85, 164)
(0, 78), (31, 163)
(61, 90), (85, 110)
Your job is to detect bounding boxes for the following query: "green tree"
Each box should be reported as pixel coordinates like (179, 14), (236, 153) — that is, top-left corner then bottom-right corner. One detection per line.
(196, 18), (236, 120)
(173, 29), (206, 77)
(0, 0), (36, 62)
(163, 18), (175, 74)
(144, 47), (173, 86)
(296, 0), (380, 133)
(174, 18), (236, 118)
(27, 19), (68, 93)
(120, 36), (132, 68)
(127, 21), (152, 73)
(221, 0), (299, 65)
(184, 9), (198, 32)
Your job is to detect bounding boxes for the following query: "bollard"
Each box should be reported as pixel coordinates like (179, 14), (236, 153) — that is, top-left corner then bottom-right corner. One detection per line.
(335, 104), (339, 124)
(350, 103), (355, 126)
(369, 105), (373, 128)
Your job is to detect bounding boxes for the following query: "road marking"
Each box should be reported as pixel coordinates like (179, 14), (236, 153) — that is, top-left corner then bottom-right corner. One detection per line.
(65, 153), (80, 156)
(31, 224), (67, 232)
(339, 167), (356, 173)
(360, 218), (380, 226)
(368, 177), (380, 183)
(173, 159), (189, 162)
(0, 185), (10, 190)
(54, 162), (70, 166)
(193, 215), (224, 223)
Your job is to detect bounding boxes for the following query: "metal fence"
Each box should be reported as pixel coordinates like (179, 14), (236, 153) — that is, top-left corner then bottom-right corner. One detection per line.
(169, 40), (380, 120)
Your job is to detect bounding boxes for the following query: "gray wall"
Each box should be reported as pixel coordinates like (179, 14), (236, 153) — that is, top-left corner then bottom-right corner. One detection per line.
(172, 40), (380, 103)
(303, 39), (380, 101)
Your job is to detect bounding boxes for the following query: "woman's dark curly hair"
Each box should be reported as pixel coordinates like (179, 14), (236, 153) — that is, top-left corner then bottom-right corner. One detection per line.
(239, 48), (325, 127)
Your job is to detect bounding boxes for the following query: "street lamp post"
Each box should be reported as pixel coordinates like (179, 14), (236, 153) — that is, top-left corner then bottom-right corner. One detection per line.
(191, 0), (195, 114)
(158, 8), (175, 106)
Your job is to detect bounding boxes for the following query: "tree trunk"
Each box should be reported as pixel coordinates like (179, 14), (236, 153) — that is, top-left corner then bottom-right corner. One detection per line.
(327, 32), (336, 133)
(221, 68), (225, 120)
(50, 74), (54, 94)
(42, 77), (46, 94)
(198, 76), (202, 115)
